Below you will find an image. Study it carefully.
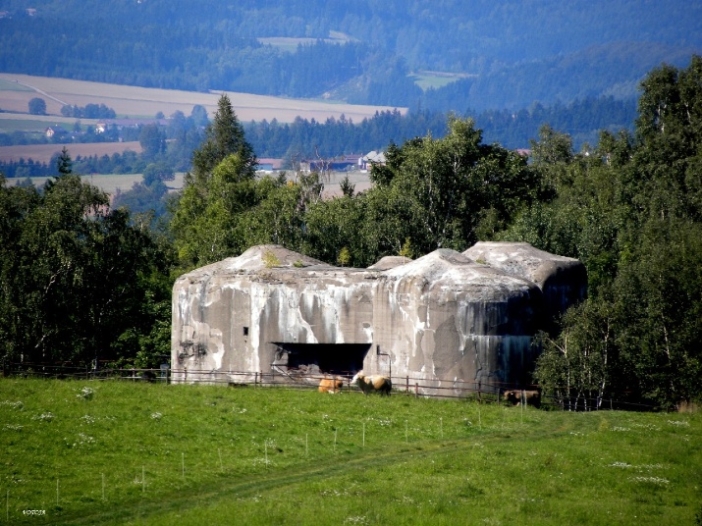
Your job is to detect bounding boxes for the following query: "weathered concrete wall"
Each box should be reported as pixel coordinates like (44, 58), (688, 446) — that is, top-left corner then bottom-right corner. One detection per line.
(172, 247), (376, 383)
(372, 250), (541, 392)
(172, 243), (586, 394)
(463, 242), (587, 332)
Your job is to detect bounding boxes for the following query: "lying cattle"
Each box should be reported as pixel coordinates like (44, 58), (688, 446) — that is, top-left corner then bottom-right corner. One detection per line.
(351, 372), (392, 396)
(318, 377), (344, 394)
(503, 389), (541, 408)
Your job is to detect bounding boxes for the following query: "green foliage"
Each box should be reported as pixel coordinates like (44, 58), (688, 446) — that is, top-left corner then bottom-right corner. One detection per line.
(303, 192), (365, 266)
(56, 146), (72, 175)
(142, 162), (174, 186)
(139, 123), (166, 160)
(534, 299), (614, 410)
(60, 102), (116, 119)
(525, 56), (702, 408)
(355, 117), (544, 261)
(0, 162), (173, 367)
(300, 118), (544, 267)
(238, 177), (306, 251)
(191, 94), (256, 185)
(399, 237), (413, 259)
(0, 380), (699, 525)
(262, 249), (281, 268)
(339, 174), (355, 197)
(337, 246), (351, 266)
(27, 97), (46, 115)
(170, 95), (259, 269)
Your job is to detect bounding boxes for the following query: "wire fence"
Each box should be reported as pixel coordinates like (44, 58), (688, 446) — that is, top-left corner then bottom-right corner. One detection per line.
(2, 361), (660, 412)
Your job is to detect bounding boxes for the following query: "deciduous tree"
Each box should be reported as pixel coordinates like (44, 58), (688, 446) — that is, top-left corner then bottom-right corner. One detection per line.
(28, 97), (46, 115)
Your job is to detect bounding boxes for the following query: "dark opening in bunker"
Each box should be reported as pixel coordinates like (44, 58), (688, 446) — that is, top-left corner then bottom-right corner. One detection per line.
(274, 343), (370, 376)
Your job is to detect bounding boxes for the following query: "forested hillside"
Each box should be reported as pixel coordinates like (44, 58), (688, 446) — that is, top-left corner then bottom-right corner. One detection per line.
(0, 0), (699, 111)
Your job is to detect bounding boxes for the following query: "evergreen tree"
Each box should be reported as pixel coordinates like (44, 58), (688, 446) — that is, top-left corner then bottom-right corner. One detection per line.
(191, 94), (256, 185)
(170, 95), (258, 268)
(56, 146), (72, 175)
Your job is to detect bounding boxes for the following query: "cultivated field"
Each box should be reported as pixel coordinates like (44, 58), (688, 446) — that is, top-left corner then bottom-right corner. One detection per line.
(4, 172), (186, 195)
(0, 73), (405, 124)
(0, 142), (143, 164)
(0, 379), (699, 525)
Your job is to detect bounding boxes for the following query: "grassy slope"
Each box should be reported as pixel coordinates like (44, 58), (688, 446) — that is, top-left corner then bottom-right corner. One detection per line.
(0, 379), (699, 525)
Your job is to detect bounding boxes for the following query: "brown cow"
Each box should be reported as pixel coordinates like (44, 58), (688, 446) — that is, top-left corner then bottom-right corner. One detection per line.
(318, 377), (344, 394)
(351, 372), (392, 396)
(503, 389), (541, 408)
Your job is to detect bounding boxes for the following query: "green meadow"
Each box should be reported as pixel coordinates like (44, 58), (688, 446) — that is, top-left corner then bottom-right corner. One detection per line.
(0, 379), (699, 525)
(0, 79), (33, 92)
(410, 72), (475, 91)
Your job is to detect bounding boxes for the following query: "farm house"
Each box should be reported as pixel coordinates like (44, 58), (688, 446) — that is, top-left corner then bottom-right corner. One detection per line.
(171, 243), (586, 395)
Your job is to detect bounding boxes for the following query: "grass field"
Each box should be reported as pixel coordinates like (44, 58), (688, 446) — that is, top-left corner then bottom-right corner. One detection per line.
(0, 73), (405, 125)
(0, 79), (33, 92)
(411, 71), (476, 91)
(258, 36), (351, 53)
(0, 379), (699, 525)
(258, 31), (357, 52)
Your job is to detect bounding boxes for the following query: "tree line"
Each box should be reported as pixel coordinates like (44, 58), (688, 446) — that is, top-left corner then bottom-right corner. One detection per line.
(1, 57), (701, 409)
(60, 103), (116, 119)
(1, 94), (635, 182)
(245, 95), (636, 158)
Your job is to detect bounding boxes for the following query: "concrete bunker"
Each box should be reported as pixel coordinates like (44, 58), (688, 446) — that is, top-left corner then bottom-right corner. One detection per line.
(172, 243), (587, 395)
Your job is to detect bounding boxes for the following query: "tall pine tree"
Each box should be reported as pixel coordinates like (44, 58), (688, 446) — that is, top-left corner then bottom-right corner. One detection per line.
(170, 94), (259, 269)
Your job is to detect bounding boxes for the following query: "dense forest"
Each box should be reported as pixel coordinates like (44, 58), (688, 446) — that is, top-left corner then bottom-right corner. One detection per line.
(0, 0), (699, 110)
(1, 57), (701, 410)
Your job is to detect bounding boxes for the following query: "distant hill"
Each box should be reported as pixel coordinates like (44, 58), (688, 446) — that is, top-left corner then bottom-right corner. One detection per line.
(0, 0), (699, 112)
(424, 41), (699, 112)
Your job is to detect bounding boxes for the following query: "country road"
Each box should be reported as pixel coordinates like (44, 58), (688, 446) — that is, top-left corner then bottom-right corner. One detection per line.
(15, 80), (69, 106)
